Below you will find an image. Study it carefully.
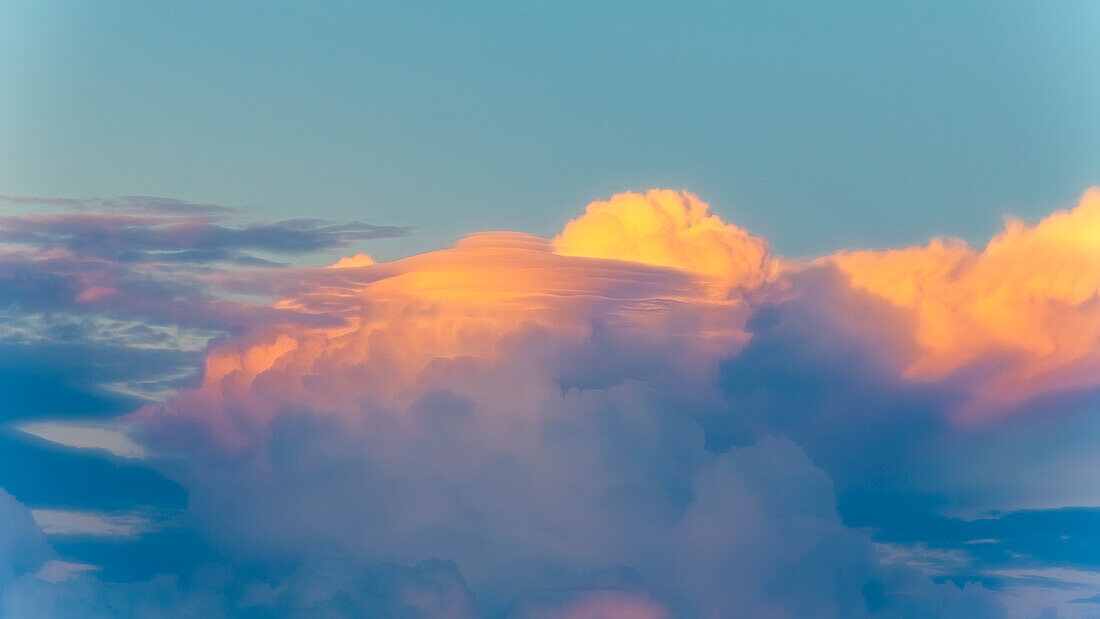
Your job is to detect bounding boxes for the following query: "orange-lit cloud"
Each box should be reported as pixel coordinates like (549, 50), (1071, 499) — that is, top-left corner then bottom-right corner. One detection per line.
(827, 188), (1100, 417)
(149, 225), (758, 445)
(554, 190), (776, 293)
(328, 253), (375, 268)
(142, 187), (1100, 445)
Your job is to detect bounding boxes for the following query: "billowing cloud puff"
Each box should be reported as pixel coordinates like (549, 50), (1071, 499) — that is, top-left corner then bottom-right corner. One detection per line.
(827, 188), (1100, 418)
(554, 190), (776, 291)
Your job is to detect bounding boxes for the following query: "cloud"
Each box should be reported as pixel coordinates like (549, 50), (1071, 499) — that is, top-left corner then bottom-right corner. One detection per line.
(0, 195), (407, 353)
(0, 194), (236, 215)
(0, 489), (50, 590)
(0, 212), (407, 265)
(2, 555), (478, 618)
(232, 557), (477, 618)
(0, 196), (406, 364)
(2, 572), (225, 618)
(825, 188), (1100, 419)
(328, 253), (376, 268)
(0, 248), (334, 336)
(0, 483), (477, 617)
(34, 561), (99, 584)
(136, 229), (754, 447)
(513, 590), (672, 618)
(9, 188), (1100, 616)
(122, 194), (1009, 614)
(17, 422), (149, 459)
(554, 189), (775, 290)
(30, 509), (163, 539)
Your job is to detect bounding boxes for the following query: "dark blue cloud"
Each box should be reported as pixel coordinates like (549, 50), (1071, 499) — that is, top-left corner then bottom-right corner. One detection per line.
(0, 342), (203, 423)
(0, 431), (185, 512)
(0, 211), (408, 265)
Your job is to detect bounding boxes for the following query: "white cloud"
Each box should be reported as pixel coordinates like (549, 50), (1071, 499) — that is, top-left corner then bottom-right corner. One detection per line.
(34, 561), (99, 584)
(16, 421), (148, 459)
(30, 509), (160, 538)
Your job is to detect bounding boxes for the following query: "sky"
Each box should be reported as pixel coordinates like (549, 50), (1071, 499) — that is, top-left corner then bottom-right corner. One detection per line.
(2, 1), (1099, 258)
(1, 1), (1100, 618)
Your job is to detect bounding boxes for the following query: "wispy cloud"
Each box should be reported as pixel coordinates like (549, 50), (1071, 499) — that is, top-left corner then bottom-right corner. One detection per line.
(0, 194), (237, 215)
(18, 421), (148, 459)
(0, 210), (408, 265)
(30, 508), (162, 538)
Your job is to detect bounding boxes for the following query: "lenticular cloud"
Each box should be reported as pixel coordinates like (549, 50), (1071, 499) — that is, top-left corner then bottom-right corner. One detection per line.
(139, 192), (774, 449)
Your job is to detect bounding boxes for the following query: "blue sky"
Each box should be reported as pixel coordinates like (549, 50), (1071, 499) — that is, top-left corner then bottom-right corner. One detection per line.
(2, 2), (1100, 617)
(2, 0), (1098, 260)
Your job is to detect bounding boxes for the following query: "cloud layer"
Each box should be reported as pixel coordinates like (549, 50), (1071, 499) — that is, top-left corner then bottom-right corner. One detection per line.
(5, 189), (1100, 616)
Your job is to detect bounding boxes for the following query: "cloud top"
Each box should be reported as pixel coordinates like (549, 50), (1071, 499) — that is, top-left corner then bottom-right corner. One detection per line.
(554, 190), (775, 290)
(828, 188), (1100, 417)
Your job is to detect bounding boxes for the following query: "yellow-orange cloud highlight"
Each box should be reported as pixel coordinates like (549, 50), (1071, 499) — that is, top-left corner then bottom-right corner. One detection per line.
(554, 190), (776, 291)
(328, 253), (375, 268)
(828, 188), (1100, 417)
(143, 188), (1100, 439)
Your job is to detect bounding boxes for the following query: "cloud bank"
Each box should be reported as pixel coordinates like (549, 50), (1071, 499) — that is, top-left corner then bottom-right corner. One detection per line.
(827, 188), (1100, 419)
(5, 189), (1100, 616)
